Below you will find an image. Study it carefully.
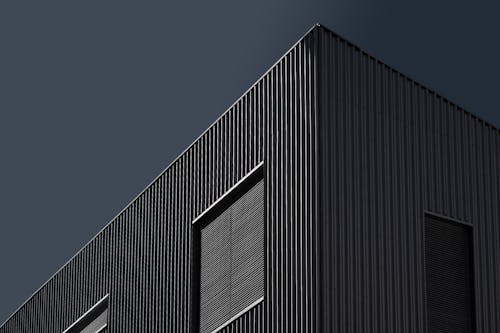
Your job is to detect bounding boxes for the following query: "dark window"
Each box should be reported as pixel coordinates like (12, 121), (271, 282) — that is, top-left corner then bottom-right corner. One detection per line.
(63, 295), (108, 333)
(198, 179), (264, 333)
(425, 215), (475, 332)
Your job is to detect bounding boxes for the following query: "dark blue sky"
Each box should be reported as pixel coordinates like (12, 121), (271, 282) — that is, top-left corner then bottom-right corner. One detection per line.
(1, 0), (499, 324)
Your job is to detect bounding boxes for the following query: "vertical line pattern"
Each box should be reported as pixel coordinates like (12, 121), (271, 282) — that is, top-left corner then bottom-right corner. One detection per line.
(2, 25), (499, 333)
(0, 29), (319, 333)
(318, 26), (500, 332)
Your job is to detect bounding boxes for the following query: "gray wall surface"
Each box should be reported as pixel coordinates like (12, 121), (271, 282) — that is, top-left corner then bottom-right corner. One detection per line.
(2, 0), (500, 325)
(317, 27), (499, 332)
(0, 0), (500, 322)
(3, 24), (499, 333)
(0, 26), (319, 333)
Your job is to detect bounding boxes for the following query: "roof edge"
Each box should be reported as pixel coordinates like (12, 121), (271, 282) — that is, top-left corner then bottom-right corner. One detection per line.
(3, 20), (498, 328)
(315, 22), (500, 134)
(0, 23), (322, 329)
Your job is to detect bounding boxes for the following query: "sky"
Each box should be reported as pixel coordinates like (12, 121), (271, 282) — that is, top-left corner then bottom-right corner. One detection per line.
(1, 0), (499, 325)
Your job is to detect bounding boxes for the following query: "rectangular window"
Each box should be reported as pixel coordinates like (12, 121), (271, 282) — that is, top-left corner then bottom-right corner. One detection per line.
(425, 214), (475, 332)
(193, 166), (264, 333)
(63, 295), (109, 333)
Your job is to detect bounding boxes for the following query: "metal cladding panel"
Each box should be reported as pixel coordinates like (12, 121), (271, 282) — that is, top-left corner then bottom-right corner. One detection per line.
(0, 29), (319, 332)
(3, 25), (498, 333)
(317, 26), (500, 332)
(263, 30), (320, 333)
(217, 302), (264, 333)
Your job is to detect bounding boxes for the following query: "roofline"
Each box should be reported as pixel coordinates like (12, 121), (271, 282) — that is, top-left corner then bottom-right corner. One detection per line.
(315, 22), (500, 134)
(0, 22), (321, 328)
(2, 21), (498, 328)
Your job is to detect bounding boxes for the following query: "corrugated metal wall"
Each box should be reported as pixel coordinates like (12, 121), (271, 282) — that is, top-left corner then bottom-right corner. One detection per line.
(2, 24), (499, 333)
(263, 28), (320, 333)
(218, 303), (264, 333)
(317, 26), (500, 332)
(0, 28), (320, 333)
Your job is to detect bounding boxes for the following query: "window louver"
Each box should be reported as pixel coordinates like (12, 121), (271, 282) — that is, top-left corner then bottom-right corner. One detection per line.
(425, 215), (475, 332)
(199, 180), (264, 333)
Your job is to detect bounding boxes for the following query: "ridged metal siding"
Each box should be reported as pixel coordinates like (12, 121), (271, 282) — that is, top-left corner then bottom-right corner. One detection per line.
(217, 303), (264, 333)
(317, 26), (500, 332)
(263, 28), (320, 333)
(2, 24), (499, 333)
(0, 28), (319, 333)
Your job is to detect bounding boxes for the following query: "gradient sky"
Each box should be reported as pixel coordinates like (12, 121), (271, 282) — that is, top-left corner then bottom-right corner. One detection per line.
(1, 0), (499, 325)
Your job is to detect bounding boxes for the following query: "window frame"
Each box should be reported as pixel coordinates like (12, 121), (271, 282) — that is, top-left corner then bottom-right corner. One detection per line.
(190, 162), (264, 333)
(423, 211), (477, 332)
(62, 294), (109, 333)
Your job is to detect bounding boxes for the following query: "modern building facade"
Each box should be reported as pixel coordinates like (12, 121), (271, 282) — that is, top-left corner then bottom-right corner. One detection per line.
(1, 24), (498, 333)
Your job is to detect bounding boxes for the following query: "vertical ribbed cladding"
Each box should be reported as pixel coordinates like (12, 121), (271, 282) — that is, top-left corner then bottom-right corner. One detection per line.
(1, 86), (265, 332)
(317, 25), (500, 332)
(264, 28), (320, 333)
(1, 215), (113, 333)
(217, 303), (264, 333)
(5, 24), (497, 333)
(1, 26), (321, 332)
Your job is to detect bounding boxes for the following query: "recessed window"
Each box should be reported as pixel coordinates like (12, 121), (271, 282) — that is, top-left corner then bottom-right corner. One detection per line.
(425, 214), (475, 332)
(63, 295), (109, 333)
(193, 169), (264, 333)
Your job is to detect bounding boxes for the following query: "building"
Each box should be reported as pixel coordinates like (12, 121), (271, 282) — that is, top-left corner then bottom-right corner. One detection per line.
(1, 23), (497, 333)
